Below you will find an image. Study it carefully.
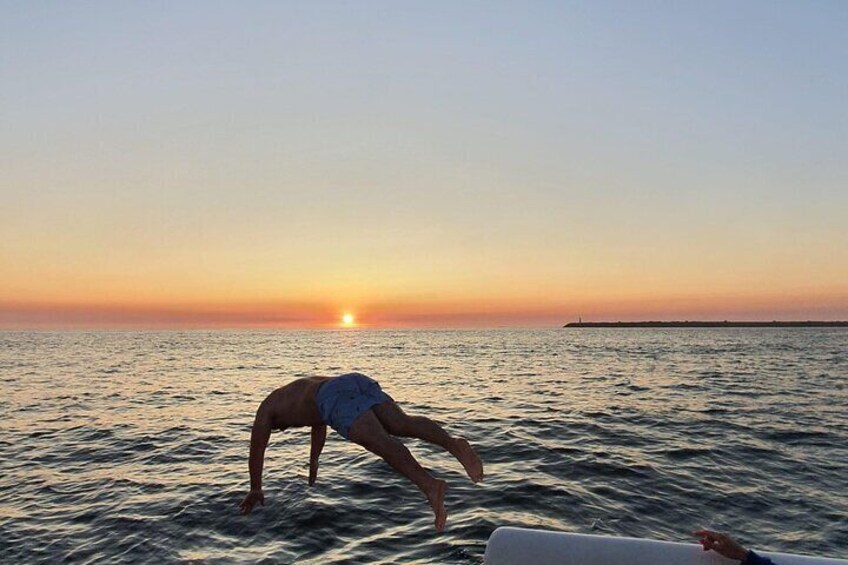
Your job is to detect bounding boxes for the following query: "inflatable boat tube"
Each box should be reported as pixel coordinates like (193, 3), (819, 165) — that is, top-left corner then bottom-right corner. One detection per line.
(485, 527), (847, 565)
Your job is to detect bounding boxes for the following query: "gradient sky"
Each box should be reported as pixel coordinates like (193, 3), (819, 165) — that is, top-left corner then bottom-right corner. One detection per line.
(2, 1), (847, 328)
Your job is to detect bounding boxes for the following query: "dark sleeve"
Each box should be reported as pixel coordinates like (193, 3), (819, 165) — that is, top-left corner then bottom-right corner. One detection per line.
(743, 550), (776, 565)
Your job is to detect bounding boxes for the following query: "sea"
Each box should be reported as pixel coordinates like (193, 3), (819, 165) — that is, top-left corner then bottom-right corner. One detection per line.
(1, 329), (846, 563)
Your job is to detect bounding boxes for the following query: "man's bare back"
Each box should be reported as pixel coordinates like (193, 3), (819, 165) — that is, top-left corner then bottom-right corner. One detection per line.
(239, 372), (483, 532)
(257, 376), (329, 429)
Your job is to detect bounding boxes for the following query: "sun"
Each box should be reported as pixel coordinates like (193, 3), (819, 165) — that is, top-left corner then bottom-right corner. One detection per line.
(341, 313), (355, 327)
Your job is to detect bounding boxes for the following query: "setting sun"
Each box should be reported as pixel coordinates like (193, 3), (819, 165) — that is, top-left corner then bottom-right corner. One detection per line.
(341, 313), (355, 327)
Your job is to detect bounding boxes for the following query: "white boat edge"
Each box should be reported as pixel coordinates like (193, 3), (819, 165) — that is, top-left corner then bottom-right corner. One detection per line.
(484, 526), (848, 565)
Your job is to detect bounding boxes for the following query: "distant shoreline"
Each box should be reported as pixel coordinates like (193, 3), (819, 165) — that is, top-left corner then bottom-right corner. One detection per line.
(563, 321), (848, 328)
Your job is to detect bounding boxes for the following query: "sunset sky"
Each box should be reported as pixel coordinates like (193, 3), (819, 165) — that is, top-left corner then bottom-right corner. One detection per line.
(2, 2), (847, 328)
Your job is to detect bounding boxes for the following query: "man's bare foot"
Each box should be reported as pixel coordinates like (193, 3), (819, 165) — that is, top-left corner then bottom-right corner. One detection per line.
(453, 438), (484, 483)
(426, 479), (448, 532)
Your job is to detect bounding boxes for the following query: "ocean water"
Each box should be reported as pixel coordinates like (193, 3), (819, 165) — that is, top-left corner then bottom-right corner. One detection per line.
(1, 329), (846, 564)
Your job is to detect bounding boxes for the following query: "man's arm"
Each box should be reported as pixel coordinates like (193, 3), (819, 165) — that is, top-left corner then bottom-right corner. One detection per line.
(248, 407), (273, 490)
(239, 403), (273, 514)
(309, 424), (326, 486)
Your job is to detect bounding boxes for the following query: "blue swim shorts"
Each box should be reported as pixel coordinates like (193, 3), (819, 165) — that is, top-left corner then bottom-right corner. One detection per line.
(316, 373), (391, 439)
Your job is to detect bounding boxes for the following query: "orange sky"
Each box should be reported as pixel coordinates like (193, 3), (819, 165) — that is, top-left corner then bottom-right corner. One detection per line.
(2, 4), (847, 328)
(2, 290), (847, 329)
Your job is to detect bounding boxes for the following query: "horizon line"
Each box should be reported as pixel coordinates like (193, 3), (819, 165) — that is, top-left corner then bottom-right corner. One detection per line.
(4, 318), (848, 331)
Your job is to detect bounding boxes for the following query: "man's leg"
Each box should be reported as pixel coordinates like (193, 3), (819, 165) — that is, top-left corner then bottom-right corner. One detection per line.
(347, 409), (448, 532)
(373, 400), (483, 483)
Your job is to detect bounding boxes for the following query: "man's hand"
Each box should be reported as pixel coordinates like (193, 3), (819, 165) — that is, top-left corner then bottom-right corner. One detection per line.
(308, 462), (318, 486)
(693, 529), (748, 561)
(240, 489), (264, 515)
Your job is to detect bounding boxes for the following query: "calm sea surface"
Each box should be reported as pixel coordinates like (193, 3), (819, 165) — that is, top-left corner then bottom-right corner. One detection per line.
(1, 329), (847, 563)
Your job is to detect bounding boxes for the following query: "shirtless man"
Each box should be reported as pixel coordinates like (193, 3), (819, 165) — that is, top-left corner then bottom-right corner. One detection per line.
(238, 372), (483, 532)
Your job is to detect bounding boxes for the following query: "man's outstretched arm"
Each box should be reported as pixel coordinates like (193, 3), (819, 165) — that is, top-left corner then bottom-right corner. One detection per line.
(240, 404), (273, 514)
(309, 424), (326, 486)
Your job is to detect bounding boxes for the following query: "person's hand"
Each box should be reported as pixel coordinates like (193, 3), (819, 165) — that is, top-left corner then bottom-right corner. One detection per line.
(693, 529), (749, 561)
(239, 489), (264, 515)
(309, 459), (319, 486)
